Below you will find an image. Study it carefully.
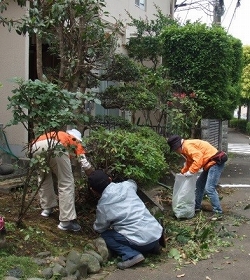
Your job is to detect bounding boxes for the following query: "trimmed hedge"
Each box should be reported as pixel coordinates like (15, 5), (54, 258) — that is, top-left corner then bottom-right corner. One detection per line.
(229, 118), (248, 133)
(246, 122), (250, 135)
(85, 126), (169, 187)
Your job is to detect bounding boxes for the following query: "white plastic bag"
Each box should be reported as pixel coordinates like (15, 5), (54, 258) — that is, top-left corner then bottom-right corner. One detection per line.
(172, 173), (198, 219)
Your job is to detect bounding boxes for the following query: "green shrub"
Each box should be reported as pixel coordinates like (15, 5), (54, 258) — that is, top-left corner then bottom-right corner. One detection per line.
(85, 127), (168, 187)
(229, 118), (247, 133)
(229, 118), (238, 128)
(246, 122), (250, 135)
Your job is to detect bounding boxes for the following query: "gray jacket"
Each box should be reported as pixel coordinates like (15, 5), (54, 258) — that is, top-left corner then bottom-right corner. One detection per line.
(93, 179), (163, 246)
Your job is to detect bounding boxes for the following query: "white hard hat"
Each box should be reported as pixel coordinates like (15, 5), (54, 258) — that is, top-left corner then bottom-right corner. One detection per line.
(66, 129), (82, 142)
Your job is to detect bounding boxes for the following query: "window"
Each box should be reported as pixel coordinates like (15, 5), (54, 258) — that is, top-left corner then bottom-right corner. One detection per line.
(135, 0), (146, 11)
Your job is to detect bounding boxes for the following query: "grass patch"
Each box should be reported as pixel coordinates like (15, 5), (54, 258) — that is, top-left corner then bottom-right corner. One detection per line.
(0, 255), (41, 279)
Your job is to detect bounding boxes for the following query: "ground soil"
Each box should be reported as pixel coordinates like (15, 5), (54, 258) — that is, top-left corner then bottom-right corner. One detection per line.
(0, 183), (100, 257)
(0, 171), (234, 261)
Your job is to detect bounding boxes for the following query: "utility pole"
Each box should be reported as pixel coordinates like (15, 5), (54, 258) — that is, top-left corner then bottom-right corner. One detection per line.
(213, 0), (225, 25)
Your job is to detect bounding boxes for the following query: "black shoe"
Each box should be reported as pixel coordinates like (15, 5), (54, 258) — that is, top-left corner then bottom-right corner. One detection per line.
(158, 219), (166, 248)
(149, 242), (162, 255)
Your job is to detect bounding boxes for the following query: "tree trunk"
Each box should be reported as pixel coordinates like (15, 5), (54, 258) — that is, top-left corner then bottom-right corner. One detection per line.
(237, 105), (241, 120)
(247, 101), (250, 122)
(58, 25), (66, 83)
(36, 35), (44, 81)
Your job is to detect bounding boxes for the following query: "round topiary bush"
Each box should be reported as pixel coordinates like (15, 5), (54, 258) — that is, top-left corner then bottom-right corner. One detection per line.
(85, 127), (168, 187)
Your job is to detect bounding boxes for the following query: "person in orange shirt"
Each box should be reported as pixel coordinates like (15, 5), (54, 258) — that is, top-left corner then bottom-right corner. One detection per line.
(167, 135), (227, 219)
(32, 129), (94, 231)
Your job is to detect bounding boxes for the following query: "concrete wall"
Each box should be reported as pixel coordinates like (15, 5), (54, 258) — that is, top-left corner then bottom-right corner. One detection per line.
(0, 1), (29, 159)
(201, 119), (228, 153)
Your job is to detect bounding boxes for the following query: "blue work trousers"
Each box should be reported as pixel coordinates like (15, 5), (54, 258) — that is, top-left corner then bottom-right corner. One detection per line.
(195, 163), (225, 214)
(101, 229), (158, 261)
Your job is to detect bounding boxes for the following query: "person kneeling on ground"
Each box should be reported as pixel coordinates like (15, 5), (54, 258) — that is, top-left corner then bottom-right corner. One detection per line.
(88, 170), (164, 269)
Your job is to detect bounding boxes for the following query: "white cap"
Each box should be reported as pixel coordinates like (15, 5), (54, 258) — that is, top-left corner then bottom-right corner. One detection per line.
(66, 129), (82, 142)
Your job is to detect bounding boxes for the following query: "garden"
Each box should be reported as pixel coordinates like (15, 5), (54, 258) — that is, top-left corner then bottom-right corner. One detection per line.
(0, 0), (246, 278)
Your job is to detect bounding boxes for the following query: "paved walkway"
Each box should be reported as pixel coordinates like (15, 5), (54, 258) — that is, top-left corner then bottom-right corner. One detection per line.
(227, 127), (250, 154)
(228, 143), (250, 154)
(220, 128), (250, 187)
(101, 128), (250, 280)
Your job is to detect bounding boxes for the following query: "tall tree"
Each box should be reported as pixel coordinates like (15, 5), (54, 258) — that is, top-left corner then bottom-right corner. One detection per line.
(98, 7), (205, 136)
(121, 8), (205, 136)
(161, 22), (243, 120)
(241, 46), (250, 121)
(97, 6), (178, 130)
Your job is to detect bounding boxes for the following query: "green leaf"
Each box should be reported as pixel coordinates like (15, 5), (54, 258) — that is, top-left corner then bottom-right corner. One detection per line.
(168, 248), (181, 260)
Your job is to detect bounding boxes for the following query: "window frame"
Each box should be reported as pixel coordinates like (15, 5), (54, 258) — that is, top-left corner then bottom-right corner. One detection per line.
(135, 0), (146, 11)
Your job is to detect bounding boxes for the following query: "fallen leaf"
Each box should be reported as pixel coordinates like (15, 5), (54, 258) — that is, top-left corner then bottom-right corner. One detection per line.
(168, 248), (181, 260)
(213, 266), (223, 270)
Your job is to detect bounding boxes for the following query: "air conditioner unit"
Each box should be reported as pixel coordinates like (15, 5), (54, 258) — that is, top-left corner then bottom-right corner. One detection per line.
(122, 28), (137, 45)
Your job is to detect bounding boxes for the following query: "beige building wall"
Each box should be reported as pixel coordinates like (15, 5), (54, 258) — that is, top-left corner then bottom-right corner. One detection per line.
(105, 0), (174, 23)
(104, 0), (174, 52)
(0, 1), (29, 159)
(0, 0), (174, 158)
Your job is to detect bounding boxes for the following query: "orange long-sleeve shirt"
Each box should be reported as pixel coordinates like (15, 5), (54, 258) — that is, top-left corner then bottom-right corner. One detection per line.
(36, 131), (86, 156)
(181, 139), (218, 173)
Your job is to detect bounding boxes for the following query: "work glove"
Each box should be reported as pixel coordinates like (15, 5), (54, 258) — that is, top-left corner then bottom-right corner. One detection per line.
(78, 154), (94, 176)
(183, 171), (194, 177)
(79, 154), (91, 169)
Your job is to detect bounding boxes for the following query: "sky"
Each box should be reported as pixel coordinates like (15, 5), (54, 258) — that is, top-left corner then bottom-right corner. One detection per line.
(174, 0), (250, 46)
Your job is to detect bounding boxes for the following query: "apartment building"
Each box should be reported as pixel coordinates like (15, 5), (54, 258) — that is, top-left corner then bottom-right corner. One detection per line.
(105, 0), (174, 42)
(0, 0), (175, 159)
